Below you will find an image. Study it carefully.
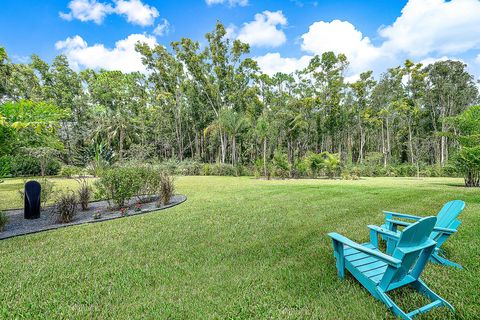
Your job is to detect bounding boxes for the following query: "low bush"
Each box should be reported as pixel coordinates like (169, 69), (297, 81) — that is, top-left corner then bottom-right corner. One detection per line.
(303, 151), (340, 178)
(0, 155), (12, 177)
(135, 165), (161, 202)
(272, 151), (290, 179)
(158, 172), (175, 206)
(202, 163), (238, 176)
(157, 159), (178, 175)
(176, 160), (202, 176)
(304, 152), (325, 178)
(235, 165), (254, 177)
(254, 158), (272, 178)
(94, 167), (142, 208)
(76, 178), (92, 211)
(340, 169), (359, 180)
(345, 164), (461, 178)
(45, 159), (61, 176)
(291, 159), (308, 178)
(54, 191), (78, 223)
(0, 210), (8, 231)
(8, 155), (61, 177)
(60, 165), (83, 178)
(11, 155), (41, 176)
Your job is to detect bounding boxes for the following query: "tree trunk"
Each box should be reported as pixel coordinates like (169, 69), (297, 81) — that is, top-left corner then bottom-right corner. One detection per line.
(263, 137), (267, 179)
(408, 122), (414, 164)
(119, 127), (124, 162)
(231, 136), (236, 165)
(381, 122), (387, 168)
(219, 130), (226, 164)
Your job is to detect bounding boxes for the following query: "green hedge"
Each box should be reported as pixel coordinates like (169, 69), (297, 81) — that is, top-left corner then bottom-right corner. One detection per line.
(0, 155), (61, 177)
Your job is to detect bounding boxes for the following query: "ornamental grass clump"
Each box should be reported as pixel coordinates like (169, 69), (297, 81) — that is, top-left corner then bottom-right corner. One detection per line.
(0, 211), (8, 232)
(158, 172), (175, 206)
(76, 178), (92, 211)
(55, 191), (78, 223)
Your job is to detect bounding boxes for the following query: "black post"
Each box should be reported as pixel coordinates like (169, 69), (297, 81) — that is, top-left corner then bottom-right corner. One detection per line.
(24, 180), (41, 219)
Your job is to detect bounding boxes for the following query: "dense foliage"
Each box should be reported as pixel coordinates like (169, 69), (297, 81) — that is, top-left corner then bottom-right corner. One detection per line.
(94, 166), (171, 208)
(1, 23), (479, 182)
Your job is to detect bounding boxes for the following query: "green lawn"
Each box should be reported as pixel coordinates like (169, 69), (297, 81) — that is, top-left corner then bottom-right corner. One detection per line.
(0, 177), (91, 210)
(0, 176), (479, 319)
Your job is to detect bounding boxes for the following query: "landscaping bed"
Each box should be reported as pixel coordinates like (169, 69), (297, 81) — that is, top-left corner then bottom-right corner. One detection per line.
(0, 194), (186, 240)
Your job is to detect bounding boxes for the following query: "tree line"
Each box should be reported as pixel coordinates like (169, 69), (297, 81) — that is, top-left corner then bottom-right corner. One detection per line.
(0, 22), (479, 180)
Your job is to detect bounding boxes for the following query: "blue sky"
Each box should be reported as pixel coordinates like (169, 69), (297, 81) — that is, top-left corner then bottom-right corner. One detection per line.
(1, 0), (480, 80)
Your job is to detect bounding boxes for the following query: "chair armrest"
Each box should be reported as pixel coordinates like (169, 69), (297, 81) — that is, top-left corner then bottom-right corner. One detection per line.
(385, 219), (412, 227)
(328, 232), (402, 267)
(383, 211), (422, 220)
(387, 220), (457, 234)
(433, 226), (457, 234)
(368, 225), (401, 239)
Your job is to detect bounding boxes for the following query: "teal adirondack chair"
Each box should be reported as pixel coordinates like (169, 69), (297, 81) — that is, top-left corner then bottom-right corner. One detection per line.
(329, 217), (454, 320)
(381, 200), (465, 269)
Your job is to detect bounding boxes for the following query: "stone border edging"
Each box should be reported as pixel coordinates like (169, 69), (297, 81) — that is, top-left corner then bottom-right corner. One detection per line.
(0, 195), (187, 241)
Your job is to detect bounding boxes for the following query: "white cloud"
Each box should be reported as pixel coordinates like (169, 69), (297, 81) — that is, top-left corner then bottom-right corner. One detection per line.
(205, 0), (248, 6)
(344, 74), (361, 84)
(59, 0), (113, 24)
(476, 54), (480, 65)
(379, 0), (480, 57)
(225, 24), (237, 39)
(294, 0), (480, 77)
(301, 20), (383, 73)
(114, 0), (158, 26)
(60, 0), (159, 26)
(254, 53), (312, 76)
(153, 18), (170, 36)
(419, 56), (464, 66)
(55, 34), (157, 73)
(237, 11), (287, 48)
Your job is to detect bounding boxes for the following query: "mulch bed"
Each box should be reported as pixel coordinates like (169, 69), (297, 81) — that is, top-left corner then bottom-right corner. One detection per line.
(0, 194), (187, 240)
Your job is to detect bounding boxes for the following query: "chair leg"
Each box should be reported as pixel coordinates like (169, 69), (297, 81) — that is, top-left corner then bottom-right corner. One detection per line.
(331, 239), (345, 279)
(431, 252), (464, 270)
(411, 279), (455, 313)
(376, 289), (412, 320)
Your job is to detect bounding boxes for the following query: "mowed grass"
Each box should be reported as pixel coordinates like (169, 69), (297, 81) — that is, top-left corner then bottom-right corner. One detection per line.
(0, 177), (90, 210)
(0, 176), (479, 319)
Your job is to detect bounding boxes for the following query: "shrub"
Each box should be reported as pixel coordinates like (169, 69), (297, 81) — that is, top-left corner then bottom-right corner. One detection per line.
(8, 155), (60, 177)
(291, 159), (308, 178)
(158, 172), (175, 206)
(134, 165), (161, 202)
(157, 159), (178, 175)
(235, 165), (253, 177)
(202, 163), (238, 176)
(11, 155), (40, 176)
(454, 147), (480, 187)
(54, 191), (78, 223)
(341, 169), (351, 180)
(45, 159), (61, 176)
(0, 155), (12, 177)
(304, 152), (324, 178)
(340, 169), (360, 180)
(322, 152), (340, 178)
(0, 210), (8, 231)
(254, 158), (272, 178)
(39, 178), (56, 209)
(176, 160), (202, 175)
(60, 165), (83, 178)
(76, 178), (92, 211)
(94, 167), (142, 208)
(272, 151), (290, 179)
